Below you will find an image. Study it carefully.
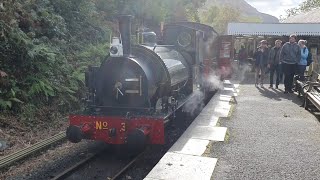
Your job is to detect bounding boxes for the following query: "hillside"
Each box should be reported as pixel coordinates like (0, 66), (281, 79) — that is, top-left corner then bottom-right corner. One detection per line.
(203, 0), (279, 23)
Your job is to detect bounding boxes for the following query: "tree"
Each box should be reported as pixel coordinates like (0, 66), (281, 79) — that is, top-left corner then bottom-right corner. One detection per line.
(285, 0), (320, 18)
(200, 5), (241, 34)
(200, 5), (262, 34)
(0, 0), (207, 126)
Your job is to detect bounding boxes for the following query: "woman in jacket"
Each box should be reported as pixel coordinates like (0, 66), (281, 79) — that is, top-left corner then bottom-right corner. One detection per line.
(297, 40), (309, 81)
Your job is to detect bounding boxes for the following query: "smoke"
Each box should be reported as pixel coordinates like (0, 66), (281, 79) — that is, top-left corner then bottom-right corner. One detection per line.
(219, 66), (233, 80)
(204, 32), (218, 58)
(182, 90), (205, 117)
(182, 72), (223, 116)
(205, 73), (223, 91)
(230, 63), (251, 82)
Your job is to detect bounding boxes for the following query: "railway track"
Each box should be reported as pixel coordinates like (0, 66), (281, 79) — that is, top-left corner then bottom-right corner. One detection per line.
(51, 150), (144, 180)
(0, 131), (66, 169)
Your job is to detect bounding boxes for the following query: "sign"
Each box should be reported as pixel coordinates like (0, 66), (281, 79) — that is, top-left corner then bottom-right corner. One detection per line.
(220, 41), (231, 58)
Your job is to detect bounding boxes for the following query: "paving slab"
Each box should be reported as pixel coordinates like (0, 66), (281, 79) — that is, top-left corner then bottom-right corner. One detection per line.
(169, 138), (210, 156)
(145, 152), (217, 180)
(182, 126), (227, 141)
(218, 94), (233, 102)
(193, 113), (219, 126)
(201, 101), (231, 116)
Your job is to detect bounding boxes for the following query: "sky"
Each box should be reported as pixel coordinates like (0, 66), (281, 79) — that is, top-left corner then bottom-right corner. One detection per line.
(246, 0), (305, 18)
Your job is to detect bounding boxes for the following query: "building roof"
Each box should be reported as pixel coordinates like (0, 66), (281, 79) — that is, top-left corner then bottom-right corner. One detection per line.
(228, 23), (320, 36)
(284, 8), (320, 23)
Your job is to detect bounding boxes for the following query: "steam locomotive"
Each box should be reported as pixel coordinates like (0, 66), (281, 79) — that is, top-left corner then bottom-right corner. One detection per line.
(66, 15), (220, 147)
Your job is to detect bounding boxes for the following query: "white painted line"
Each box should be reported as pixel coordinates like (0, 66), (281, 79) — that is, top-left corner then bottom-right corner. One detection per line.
(219, 94), (232, 102)
(223, 87), (236, 92)
(193, 114), (219, 126)
(202, 101), (230, 114)
(169, 138), (210, 156)
(145, 152), (217, 180)
(233, 84), (240, 88)
(183, 126), (227, 142)
(213, 106), (232, 118)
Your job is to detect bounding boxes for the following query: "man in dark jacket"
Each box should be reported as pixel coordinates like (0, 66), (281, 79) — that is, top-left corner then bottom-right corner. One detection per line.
(280, 34), (301, 93)
(253, 40), (269, 88)
(268, 40), (282, 89)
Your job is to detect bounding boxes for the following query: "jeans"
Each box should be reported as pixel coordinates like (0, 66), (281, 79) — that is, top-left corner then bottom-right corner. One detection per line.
(255, 66), (266, 85)
(269, 64), (280, 86)
(283, 63), (296, 91)
(279, 64), (284, 83)
(296, 65), (307, 81)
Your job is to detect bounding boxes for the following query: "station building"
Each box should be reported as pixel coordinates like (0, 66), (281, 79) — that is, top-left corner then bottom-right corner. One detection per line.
(225, 23), (320, 65)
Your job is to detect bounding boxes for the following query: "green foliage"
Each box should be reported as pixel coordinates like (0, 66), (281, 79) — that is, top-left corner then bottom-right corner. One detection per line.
(94, 0), (205, 26)
(239, 16), (263, 23)
(200, 5), (262, 34)
(0, 0), (205, 127)
(0, 0), (110, 125)
(200, 5), (240, 34)
(284, 0), (320, 18)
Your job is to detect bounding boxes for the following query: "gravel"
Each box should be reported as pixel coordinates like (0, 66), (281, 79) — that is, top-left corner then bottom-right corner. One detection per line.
(211, 72), (320, 180)
(2, 141), (106, 180)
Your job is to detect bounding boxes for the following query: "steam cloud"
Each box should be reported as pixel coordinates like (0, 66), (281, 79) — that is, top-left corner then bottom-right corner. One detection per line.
(182, 61), (252, 116)
(231, 63), (251, 82)
(182, 73), (223, 116)
(182, 90), (205, 116)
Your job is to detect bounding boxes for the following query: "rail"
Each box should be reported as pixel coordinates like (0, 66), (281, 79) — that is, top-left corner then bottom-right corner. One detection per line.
(0, 131), (66, 169)
(51, 152), (99, 180)
(110, 152), (144, 180)
(51, 150), (144, 180)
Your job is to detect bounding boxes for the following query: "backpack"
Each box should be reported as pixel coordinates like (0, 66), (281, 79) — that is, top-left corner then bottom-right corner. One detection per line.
(307, 51), (313, 66)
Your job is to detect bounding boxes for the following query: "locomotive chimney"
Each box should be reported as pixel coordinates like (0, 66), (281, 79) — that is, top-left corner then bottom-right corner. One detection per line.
(118, 15), (133, 57)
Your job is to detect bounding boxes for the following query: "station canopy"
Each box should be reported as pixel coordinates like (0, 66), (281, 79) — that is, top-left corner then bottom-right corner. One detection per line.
(228, 23), (320, 36)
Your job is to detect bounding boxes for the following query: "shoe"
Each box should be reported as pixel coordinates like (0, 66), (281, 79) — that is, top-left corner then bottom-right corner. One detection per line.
(284, 91), (288, 94)
(269, 85), (273, 88)
(276, 85), (279, 89)
(289, 90), (294, 93)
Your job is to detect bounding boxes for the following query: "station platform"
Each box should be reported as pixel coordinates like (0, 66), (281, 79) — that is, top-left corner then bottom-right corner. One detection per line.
(144, 72), (320, 180)
(144, 80), (238, 180)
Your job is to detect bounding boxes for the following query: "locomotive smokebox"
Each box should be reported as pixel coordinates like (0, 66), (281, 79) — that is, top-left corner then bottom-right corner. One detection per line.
(118, 15), (133, 57)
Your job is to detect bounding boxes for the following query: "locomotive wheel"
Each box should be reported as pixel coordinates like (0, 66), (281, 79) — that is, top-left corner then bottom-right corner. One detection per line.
(66, 125), (83, 143)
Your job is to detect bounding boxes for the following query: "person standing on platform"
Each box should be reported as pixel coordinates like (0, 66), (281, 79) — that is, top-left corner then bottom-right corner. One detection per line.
(253, 40), (269, 88)
(280, 34), (301, 94)
(268, 40), (282, 89)
(297, 40), (309, 81)
(238, 45), (247, 69)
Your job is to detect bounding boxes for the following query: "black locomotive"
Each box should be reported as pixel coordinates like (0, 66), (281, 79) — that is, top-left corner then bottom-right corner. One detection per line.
(67, 15), (219, 146)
